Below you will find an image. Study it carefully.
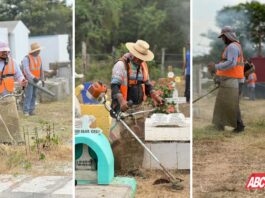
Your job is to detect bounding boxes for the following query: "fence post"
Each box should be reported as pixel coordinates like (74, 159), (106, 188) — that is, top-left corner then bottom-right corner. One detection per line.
(82, 41), (87, 74)
(161, 48), (166, 75)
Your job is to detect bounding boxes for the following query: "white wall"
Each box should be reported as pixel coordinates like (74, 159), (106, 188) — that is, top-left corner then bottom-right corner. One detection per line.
(9, 34), (16, 61)
(29, 34), (70, 71)
(0, 28), (8, 43)
(10, 21), (29, 64)
(58, 35), (70, 62)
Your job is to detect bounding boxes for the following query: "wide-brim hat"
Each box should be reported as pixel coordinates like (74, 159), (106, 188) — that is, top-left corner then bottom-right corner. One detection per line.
(75, 72), (84, 79)
(0, 41), (10, 52)
(125, 40), (154, 61)
(218, 26), (239, 42)
(29, 42), (43, 53)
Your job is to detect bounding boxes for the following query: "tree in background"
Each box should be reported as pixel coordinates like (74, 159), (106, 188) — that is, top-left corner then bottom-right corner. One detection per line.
(75, 0), (123, 54)
(75, 0), (190, 56)
(75, 0), (189, 83)
(0, 0), (72, 35)
(197, 1), (265, 63)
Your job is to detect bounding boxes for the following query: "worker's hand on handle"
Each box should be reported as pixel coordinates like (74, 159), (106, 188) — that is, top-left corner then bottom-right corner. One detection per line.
(117, 94), (129, 112)
(151, 92), (164, 107)
(20, 79), (28, 88)
(33, 77), (39, 83)
(208, 62), (216, 73)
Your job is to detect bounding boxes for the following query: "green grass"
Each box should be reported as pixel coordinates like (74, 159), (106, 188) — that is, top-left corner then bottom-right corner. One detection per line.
(193, 125), (234, 141)
(194, 119), (265, 141)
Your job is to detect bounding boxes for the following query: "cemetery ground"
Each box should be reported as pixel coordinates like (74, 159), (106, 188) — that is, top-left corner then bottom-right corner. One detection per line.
(134, 170), (190, 198)
(0, 96), (72, 176)
(121, 80), (190, 198)
(193, 97), (265, 197)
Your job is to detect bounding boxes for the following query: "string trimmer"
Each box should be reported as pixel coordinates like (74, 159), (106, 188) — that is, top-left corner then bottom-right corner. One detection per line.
(103, 97), (184, 190)
(193, 86), (219, 104)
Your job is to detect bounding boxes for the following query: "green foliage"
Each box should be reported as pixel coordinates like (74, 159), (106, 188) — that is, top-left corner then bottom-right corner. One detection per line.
(33, 131), (59, 151)
(0, 0), (72, 35)
(75, 0), (123, 53)
(83, 59), (113, 85)
(39, 153), (46, 160)
(23, 160), (32, 170)
(75, 0), (190, 55)
(199, 1), (265, 61)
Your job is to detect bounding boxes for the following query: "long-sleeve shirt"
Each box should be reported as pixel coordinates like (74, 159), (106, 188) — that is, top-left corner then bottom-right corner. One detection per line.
(215, 43), (241, 71)
(111, 53), (153, 100)
(0, 58), (24, 95)
(247, 73), (257, 88)
(22, 55), (44, 81)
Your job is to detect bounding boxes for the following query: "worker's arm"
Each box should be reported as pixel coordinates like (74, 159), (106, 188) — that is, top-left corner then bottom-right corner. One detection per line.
(215, 43), (239, 70)
(111, 61), (126, 98)
(247, 73), (254, 83)
(14, 61), (24, 82)
(22, 56), (35, 80)
(40, 62), (44, 81)
(111, 61), (129, 112)
(14, 61), (27, 87)
(111, 84), (121, 99)
(144, 80), (154, 96)
(40, 61), (45, 87)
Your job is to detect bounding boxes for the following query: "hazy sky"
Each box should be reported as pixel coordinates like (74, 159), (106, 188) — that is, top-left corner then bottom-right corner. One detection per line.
(66, 0), (73, 6)
(193, 0), (257, 56)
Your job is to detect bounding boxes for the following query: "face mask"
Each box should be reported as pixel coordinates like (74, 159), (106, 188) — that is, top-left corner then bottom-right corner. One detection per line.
(4, 56), (9, 64)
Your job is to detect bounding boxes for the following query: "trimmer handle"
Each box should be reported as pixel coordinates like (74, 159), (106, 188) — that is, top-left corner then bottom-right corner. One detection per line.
(127, 100), (133, 108)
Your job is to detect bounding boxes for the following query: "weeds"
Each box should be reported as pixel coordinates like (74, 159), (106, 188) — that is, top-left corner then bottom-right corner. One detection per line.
(6, 151), (32, 170)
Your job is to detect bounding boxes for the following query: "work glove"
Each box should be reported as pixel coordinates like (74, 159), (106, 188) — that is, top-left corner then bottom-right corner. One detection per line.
(151, 92), (164, 106)
(42, 80), (45, 87)
(207, 62), (216, 73)
(33, 77), (39, 83)
(116, 94), (129, 112)
(20, 79), (28, 88)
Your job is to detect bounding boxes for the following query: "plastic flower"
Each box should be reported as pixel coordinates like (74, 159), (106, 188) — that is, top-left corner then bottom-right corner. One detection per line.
(150, 80), (156, 86)
(167, 83), (174, 90)
(167, 105), (175, 113)
(156, 89), (164, 96)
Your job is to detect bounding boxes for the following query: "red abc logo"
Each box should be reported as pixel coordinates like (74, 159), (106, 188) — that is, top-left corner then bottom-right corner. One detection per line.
(245, 173), (265, 190)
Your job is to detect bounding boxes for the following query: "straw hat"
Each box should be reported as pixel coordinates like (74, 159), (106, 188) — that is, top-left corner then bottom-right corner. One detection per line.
(0, 41), (10, 52)
(125, 40), (154, 61)
(29, 42), (43, 53)
(218, 26), (239, 42)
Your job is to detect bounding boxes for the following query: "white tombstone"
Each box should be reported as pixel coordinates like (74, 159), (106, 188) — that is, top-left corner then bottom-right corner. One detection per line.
(0, 21), (30, 63)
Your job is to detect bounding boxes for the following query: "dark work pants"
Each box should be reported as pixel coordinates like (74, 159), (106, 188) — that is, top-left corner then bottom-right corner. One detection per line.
(237, 82), (244, 128)
(185, 74), (190, 102)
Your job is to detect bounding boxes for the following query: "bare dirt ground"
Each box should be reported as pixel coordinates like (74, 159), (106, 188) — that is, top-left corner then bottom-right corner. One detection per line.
(0, 96), (72, 176)
(134, 170), (190, 198)
(193, 95), (265, 197)
(115, 80), (191, 197)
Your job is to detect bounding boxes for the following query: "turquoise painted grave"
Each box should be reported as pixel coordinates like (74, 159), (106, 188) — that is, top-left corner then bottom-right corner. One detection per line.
(75, 128), (114, 185)
(75, 117), (137, 197)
